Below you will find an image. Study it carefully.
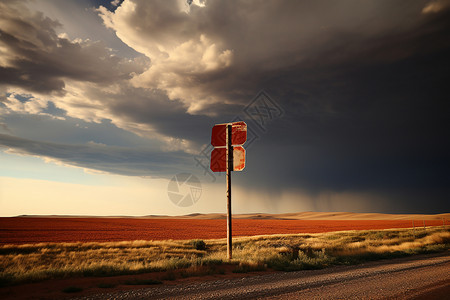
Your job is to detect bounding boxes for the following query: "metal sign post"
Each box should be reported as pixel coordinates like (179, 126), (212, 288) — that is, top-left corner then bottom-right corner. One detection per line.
(226, 124), (233, 259)
(210, 121), (247, 260)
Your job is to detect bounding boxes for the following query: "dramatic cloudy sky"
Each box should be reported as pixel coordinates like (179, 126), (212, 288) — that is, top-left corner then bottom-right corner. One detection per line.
(1, 0), (449, 216)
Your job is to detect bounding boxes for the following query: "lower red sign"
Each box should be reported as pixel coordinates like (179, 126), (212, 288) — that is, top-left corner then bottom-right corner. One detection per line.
(210, 146), (246, 172)
(210, 148), (226, 172)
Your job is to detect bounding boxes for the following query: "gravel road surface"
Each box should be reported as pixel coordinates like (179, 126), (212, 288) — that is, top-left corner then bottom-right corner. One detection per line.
(75, 252), (449, 299)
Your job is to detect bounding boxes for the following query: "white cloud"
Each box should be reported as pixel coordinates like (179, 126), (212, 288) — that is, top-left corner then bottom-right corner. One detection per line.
(98, 0), (236, 113)
(2, 92), (48, 115)
(130, 34), (233, 114)
(111, 0), (122, 7)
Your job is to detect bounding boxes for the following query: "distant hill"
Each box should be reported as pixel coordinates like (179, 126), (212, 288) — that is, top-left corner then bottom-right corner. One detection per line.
(16, 211), (448, 220)
(166, 211), (450, 220)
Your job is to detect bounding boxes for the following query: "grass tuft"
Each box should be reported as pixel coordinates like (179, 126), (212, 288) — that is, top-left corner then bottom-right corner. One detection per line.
(191, 240), (207, 250)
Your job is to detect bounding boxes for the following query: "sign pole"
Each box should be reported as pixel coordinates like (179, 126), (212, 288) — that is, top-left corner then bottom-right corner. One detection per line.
(226, 124), (233, 259)
(211, 121), (246, 260)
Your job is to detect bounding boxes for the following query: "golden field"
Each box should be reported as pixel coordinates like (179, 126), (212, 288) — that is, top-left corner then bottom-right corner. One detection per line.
(1, 226), (449, 285)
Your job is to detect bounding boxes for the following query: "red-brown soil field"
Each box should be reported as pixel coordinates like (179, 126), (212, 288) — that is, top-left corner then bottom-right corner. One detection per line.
(0, 217), (445, 245)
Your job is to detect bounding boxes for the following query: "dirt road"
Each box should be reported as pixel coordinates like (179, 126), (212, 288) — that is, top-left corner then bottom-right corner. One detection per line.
(78, 252), (449, 299)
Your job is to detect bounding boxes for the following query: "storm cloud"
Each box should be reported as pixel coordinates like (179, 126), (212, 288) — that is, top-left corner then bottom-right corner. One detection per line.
(99, 0), (450, 114)
(1, 0), (449, 214)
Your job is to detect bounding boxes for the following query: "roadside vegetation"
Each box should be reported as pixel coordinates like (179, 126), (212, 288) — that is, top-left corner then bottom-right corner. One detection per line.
(1, 226), (448, 286)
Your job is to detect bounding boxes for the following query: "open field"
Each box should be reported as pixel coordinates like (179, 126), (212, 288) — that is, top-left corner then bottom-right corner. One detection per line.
(0, 216), (447, 244)
(0, 226), (449, 288)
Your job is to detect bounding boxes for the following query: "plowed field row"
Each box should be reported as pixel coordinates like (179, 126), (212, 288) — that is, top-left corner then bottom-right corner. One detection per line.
(0, 218), (444, 244)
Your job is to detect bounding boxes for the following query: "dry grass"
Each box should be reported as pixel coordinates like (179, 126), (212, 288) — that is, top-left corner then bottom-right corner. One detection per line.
(1, 227), (448, 285)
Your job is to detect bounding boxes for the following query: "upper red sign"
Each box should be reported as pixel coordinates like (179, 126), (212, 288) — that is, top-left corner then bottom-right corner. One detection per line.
(211, 121), (247, 147)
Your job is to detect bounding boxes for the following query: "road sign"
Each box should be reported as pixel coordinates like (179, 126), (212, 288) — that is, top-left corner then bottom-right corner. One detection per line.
(210, 121), (247, 173)
(209, 121), (248, 260)
(210, 146), (246, 172)
(232, 146), (245, 171)
(211, 121), (247, 147)
(210, 148), (226, 172)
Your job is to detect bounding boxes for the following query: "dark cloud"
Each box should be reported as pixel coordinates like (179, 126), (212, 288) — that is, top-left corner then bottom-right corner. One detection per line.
(101, 0), (450, 111)
(234, 43), (450, 212)
(200, 0), (450, 110)
(0, 1), (148, 93)
(0, 133), (191, 177)
(1, 0), (449, 214)
(97, 0), (450, 214)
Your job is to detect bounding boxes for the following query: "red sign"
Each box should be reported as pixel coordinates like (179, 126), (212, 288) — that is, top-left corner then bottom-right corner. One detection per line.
(210, 148), (226, 172)
(232, 146), (246, 171)
(210, 121), (247, 173)
(210, 146), (246, 172)
(211, 121), (247, 147)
